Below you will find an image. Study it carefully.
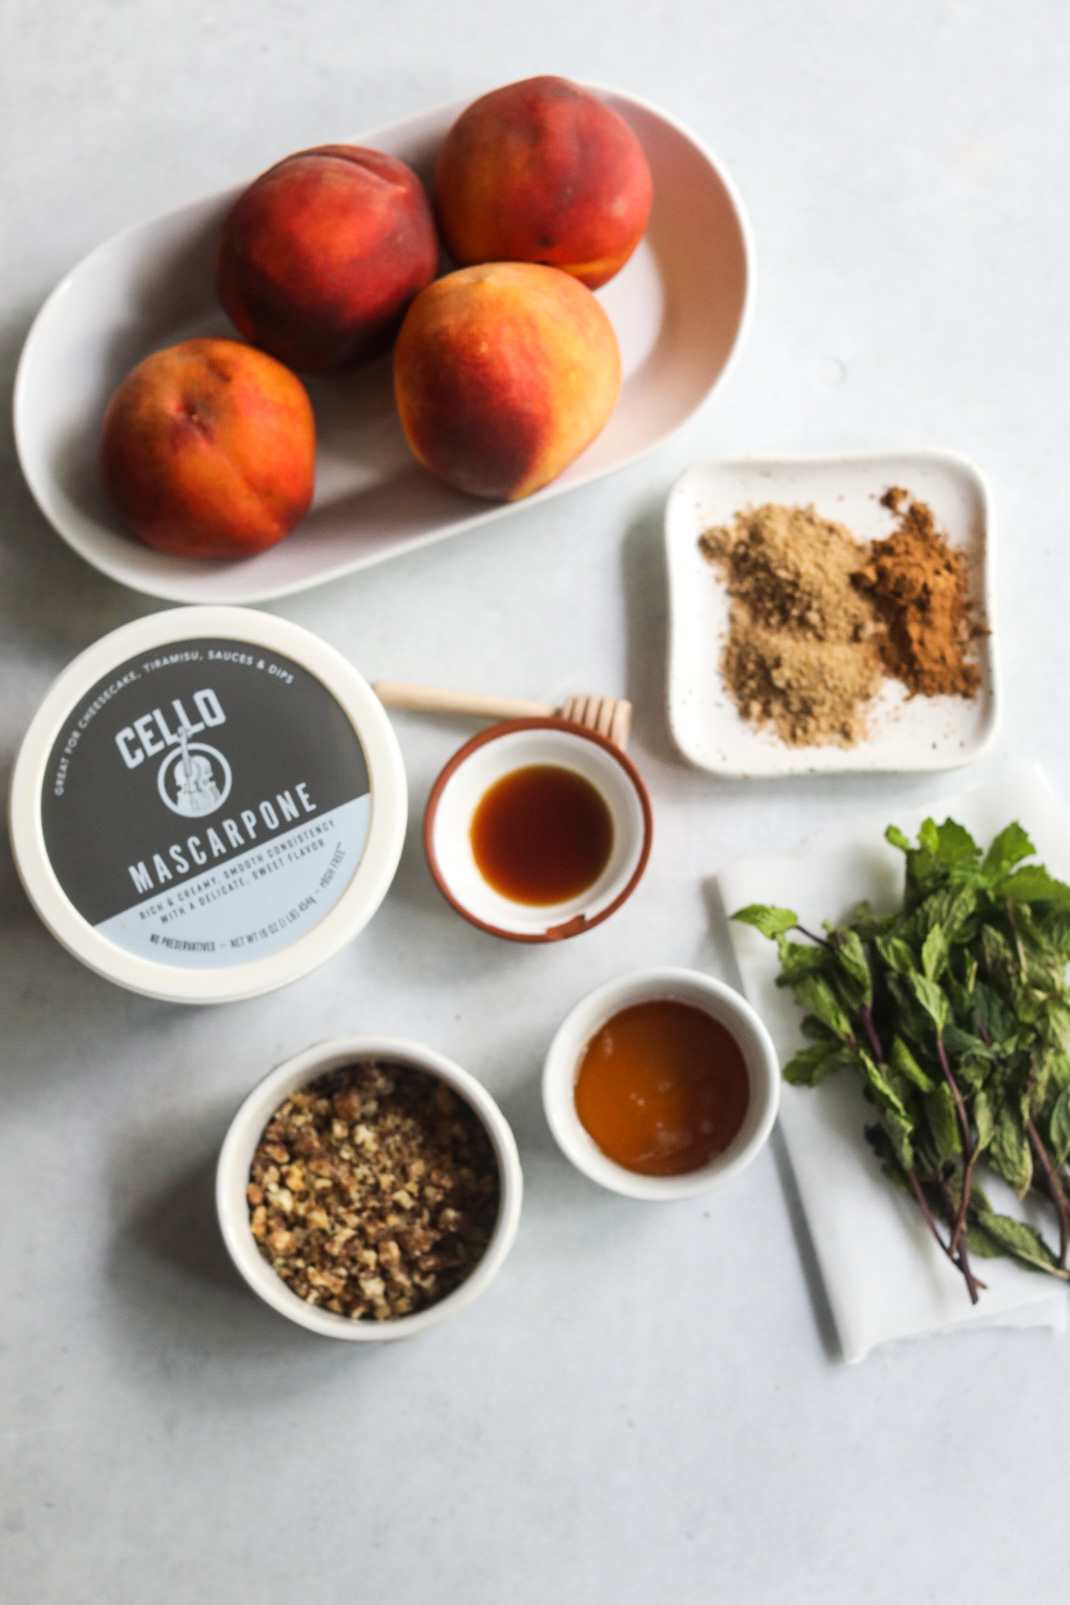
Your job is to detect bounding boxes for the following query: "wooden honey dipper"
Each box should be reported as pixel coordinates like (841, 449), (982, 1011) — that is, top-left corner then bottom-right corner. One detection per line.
(373, 681), (633, 750)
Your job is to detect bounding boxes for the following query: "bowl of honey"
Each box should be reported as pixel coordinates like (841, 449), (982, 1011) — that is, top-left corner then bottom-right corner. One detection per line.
(423, 719), (653, 942)
(542, 968), (780, 1199)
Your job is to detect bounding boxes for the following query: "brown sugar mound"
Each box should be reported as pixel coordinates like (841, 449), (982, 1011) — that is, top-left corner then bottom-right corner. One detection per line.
(699, 503), (882, 747)
(853, 488), (981, 699)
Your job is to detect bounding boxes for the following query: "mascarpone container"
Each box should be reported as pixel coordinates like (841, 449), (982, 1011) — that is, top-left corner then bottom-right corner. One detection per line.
(9, 606), (407, 1004)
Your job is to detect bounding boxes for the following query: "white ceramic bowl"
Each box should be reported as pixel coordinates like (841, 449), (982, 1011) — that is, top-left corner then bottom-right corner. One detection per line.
(217, 1037), (523, 1340)
(542, 968), (780, 1200)
(424, 719), (653, 942)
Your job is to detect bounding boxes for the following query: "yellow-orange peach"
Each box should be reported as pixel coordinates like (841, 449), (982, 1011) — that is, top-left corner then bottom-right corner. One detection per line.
(433, 77), (652, 290)
(393, 262), (620, 501)
(99, 337), (316, 559)
(216, 145), (439, 374)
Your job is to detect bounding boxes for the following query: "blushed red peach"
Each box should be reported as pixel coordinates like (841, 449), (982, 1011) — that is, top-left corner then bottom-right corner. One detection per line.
(99, 337), (316, 559)
(433, 77), (653, 290)
(393, 262), (621, 502)
(215, 145), (439, 373)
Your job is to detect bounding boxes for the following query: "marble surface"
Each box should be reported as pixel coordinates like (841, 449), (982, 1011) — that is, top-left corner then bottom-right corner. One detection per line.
(3, 4), (1070, 1601)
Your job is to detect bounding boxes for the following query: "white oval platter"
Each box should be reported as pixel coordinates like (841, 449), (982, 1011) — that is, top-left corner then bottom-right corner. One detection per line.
(14, 86), (752, 604)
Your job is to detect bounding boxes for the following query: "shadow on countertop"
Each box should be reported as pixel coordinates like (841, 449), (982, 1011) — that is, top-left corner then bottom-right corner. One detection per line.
(704, 871), (840, 1361)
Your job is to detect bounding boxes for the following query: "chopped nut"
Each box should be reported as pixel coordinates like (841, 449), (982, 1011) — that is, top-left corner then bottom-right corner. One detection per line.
(247, 1061), (500, 1324)
(332, 1087), (363, 1122)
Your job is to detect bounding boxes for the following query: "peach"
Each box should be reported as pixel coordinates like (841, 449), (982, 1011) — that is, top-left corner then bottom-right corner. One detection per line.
(393, 262), (620, 501)
(99, 337), (316, 559)
(433, 77), (652, 290)
(215, 145), (439, 374)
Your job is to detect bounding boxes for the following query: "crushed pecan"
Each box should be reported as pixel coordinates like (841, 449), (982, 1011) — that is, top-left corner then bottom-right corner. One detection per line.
(247, 1063), (500, 1321)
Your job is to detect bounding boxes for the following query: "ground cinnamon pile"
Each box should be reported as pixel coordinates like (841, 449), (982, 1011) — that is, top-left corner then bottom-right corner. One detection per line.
(699, 491), (981, 747)
(853, 488), (981, 699)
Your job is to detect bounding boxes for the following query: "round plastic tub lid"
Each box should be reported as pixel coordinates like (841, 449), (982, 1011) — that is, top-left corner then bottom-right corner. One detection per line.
(9, 606), (407, 1004)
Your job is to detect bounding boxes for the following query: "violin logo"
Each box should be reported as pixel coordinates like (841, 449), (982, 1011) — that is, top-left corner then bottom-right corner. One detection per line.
(157, 727), (233, 818)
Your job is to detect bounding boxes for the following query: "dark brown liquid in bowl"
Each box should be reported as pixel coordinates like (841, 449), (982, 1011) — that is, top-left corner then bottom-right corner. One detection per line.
(470, 764), (614, 906)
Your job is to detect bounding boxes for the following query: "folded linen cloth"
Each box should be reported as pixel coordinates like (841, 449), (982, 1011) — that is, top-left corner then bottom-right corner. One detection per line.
(720, 762), (1070, 1362)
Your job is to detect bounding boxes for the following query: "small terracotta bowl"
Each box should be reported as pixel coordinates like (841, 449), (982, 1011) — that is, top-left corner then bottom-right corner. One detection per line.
(423, 718), (653, 942)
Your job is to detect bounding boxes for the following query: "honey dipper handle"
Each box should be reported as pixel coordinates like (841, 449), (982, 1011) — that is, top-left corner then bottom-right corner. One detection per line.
(372, 681), (555, 721)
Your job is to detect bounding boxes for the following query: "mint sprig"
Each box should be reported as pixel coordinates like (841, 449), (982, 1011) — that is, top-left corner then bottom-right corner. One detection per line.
(735, 817), (1070, 1304)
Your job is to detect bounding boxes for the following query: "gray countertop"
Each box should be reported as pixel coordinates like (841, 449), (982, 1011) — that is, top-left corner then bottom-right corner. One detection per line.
(3, 4), (1068, 1601)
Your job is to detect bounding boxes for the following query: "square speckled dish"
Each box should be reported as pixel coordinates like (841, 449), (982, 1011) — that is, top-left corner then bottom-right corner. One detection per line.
(665, 450), (998, 777)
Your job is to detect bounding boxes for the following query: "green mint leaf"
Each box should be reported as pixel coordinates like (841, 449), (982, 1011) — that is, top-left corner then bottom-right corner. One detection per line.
(845, 900), (896, 943)
(924, 1083), (961, 1164)
(954, 1056), (992, 1092)
(833, 929), (872, 1006)
(981, 924), (1020, 995)
(942, 1022), (996, 1062)
(922, 925), (950, 982)
(732, 904), (799, 940)
(1023, 1050), (1053, 1122)
(1045, 1049), (1070, 1092)
(799, 1015), (838, 1043)
(1036, 911), (1070, 962)
(889, 1036), (935, 1093)
(907, 972), (950, 1033)
(878, 1107), (915, 1171)
(875, 934), (919, 976)
(966, 1220), (1007, 1260)
(908, 884), (978, 946)
(991, 1109), (1033, 1197)
(1000, 866), (1070, 907)
(774, 939), (830, 984)
(856, 1050), (909, 1120)
(970, 1208), (1057, 1271)
(885, 825), (911, 854)
(974, 1088), (995, 1152)
(782, 1040), (847, 1087)
(931, 818), (983, 869)
(1048, 1084), (1070, 1164)
(970, 980), (1018, 1046)
(794, 976), (854, 1042)
(982, 822), (1035, 882)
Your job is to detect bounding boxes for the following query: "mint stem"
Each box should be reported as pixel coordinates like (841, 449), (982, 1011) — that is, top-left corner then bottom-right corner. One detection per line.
(907, 1169), (984, 1300)
(936, 1035), (975, 1253)
(906, 1170), (955, 1263)
(853, 1003), (983, 1296)
(858, 1003), (884, 1062)
(1027, 1118), (1070, 1270)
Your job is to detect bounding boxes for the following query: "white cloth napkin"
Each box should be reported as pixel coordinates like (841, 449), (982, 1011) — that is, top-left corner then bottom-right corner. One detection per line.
(720, 762), (1070, 1362)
